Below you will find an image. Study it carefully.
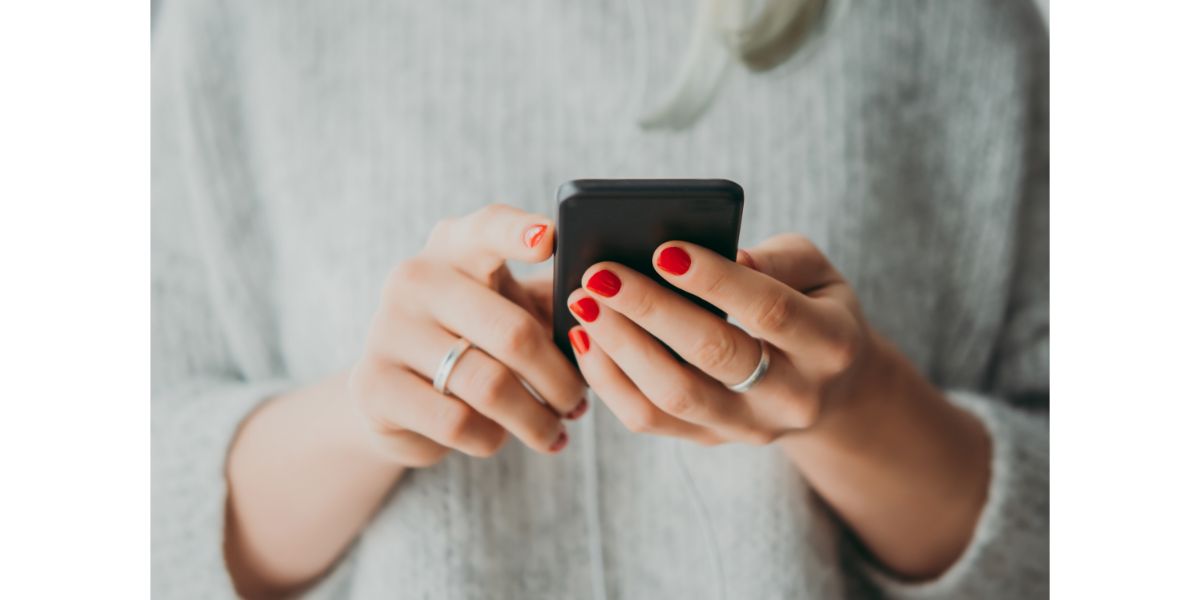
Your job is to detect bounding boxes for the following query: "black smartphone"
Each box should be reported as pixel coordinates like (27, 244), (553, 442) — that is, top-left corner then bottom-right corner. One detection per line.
(552, 179), (744, 365)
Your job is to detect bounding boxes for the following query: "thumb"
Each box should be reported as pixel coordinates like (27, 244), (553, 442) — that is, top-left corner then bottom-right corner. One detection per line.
(739, 234), (843, 295)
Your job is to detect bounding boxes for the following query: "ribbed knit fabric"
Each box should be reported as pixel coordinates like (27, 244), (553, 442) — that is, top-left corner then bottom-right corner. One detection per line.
(151, 0), (1049, 598)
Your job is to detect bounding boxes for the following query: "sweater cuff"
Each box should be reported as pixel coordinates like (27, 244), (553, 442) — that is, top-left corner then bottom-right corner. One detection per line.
(862, 390), (1049, 599)
(152, 379), (294, 598)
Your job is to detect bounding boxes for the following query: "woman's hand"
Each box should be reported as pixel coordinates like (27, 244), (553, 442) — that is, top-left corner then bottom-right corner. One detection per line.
(349, 204), (586, 465)
(226, 204), (584, 597)
(565, 233), (875, 444)
(565, 233), (991, 579)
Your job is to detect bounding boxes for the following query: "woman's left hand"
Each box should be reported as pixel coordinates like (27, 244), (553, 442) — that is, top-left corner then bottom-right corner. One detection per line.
(565, 233), (882, 446)
(567, 233), (992, 580)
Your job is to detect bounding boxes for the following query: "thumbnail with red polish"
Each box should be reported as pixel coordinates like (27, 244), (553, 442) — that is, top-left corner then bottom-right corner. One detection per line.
(569, 297), (599, 322)
(523, 224), (547, 248)
(656, 246), (692, 275)
(586, 269), (621, 297)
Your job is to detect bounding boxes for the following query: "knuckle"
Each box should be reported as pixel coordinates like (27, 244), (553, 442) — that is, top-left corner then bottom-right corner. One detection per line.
(387, 259), (431, 291)
(479, 431), (507, 457)
(774, 233), (818, 257)
(823, 330), (861, 374)
(623, 408), (661, 434)
(494, 315), (543, 356)
(750, 291), (797, 333)
(463, 361), (512, 408)
(742, 429), (779, 447)
(625, 289), (657, 321)
(407, 447), (448, 468)
(691, 329), (740, 373)
(427, 218), (457, 245)
(478, 203), (508, 220)
(657, 385), (698, 417)
(786, 233), (817, 251)
(435, 402), (475, 444)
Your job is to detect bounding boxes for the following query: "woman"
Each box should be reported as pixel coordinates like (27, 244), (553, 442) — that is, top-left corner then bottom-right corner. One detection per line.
(152, 0), (1048, 598)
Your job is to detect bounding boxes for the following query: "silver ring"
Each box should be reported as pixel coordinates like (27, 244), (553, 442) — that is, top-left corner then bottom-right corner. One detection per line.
(725, 338), (770, 393)
(432, 338), (473, 395)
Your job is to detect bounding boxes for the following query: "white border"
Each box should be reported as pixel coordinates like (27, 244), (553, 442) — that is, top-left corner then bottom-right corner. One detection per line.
(0, 2), (148, 597)
(1, 1), (1198, 598)
(1054, 1), (1200, 597)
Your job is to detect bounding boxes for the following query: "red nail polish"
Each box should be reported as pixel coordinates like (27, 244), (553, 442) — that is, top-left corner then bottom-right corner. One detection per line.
(569, 327), (591, 353)
(656, 247), (691, 275)
(523, 224), (547, 248)
(565, 397), (589, 420)
(550, 430), (569, 452)
(569, 297), (599, 323)
(586, 269), (621, 297)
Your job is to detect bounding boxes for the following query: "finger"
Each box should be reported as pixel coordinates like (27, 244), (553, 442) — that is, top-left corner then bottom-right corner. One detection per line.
(578, 261), (761, 386)
(423, 204), (555, 280)
(652, 241), (844, 356)
(567, 326), (720, 444)
(397, 262), (585, 415)
(739, 234), (852, 304)
(566, 289), (750, 433)
(368, 316), (570, 453)
(498, 269), (551, 329)
(354, 358), (508, 458)
(517, 269), (555, 327)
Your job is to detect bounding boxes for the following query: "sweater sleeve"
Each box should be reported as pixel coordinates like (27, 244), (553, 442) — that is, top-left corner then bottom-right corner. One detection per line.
(151, 2), (296, 596)
(864, 234), (1049, 599)
(865, 19), (1050, 597)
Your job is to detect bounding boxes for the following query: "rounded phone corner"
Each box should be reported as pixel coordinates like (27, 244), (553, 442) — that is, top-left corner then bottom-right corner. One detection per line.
(556, 180), (586, 204)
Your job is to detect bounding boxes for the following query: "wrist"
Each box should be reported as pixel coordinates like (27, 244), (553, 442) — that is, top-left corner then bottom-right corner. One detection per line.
(776, 332), (993, 578)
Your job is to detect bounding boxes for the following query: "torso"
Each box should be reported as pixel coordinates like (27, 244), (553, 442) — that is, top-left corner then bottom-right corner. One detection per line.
(209, 1), (1042, 596)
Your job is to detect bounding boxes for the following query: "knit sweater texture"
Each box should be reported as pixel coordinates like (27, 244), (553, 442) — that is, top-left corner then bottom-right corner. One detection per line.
(151, 0), (1049, 597)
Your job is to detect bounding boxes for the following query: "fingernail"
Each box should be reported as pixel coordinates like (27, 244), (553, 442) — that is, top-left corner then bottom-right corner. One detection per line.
(569, 298), (599, 323)
(565, 397), (589, 420)
(523, 224), (547, 248)
(569, 327), (591, 354)
(656, 246), (691, 275)
(586, 269), (621, 297)
(550, 430), (569, 452)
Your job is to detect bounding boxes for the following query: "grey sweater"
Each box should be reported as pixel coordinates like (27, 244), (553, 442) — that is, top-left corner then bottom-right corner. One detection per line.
(151, 0), (1049, 598)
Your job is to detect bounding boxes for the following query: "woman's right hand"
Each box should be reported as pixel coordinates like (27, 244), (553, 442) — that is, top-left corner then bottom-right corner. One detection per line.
(346, 204), (586, 467)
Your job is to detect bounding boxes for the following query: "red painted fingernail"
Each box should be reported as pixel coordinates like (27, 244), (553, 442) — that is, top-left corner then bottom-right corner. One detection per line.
(656, 246), (691, 275)
(565, 397), (589, 420)
(569, 327), (591, 354)
(569, 298), (599, 323)
(550, 430), (569, 452)
(586, 269), (621, 297)
(523, 224), (547, 248)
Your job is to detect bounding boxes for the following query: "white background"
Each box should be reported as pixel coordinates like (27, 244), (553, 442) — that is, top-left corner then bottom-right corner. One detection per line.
(1, 0), (1198, 597)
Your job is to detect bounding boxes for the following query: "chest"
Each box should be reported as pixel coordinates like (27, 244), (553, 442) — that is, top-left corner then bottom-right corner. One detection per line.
(235, 0), (1027, 387)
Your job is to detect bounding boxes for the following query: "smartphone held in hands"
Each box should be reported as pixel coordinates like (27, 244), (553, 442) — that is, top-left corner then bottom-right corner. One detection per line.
(552, 179), (744, 364)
